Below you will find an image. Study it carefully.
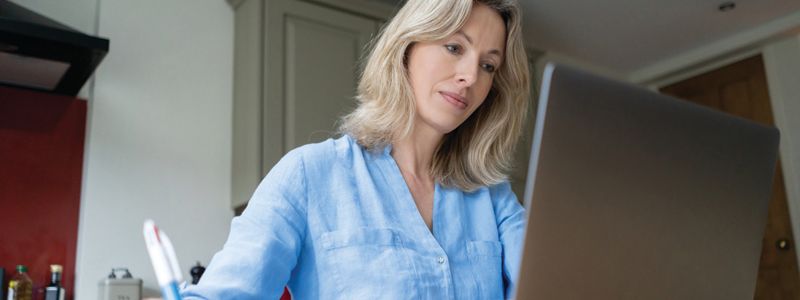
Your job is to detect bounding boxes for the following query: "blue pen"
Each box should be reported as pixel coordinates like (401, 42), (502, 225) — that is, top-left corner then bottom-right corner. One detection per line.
(144, 220), (184, 300)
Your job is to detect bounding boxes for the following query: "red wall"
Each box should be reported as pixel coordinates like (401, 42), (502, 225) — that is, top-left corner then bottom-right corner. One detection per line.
(0, 86), (86, 300)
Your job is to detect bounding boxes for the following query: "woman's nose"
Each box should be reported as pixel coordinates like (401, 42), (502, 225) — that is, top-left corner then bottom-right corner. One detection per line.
(455, 58), (479, 87)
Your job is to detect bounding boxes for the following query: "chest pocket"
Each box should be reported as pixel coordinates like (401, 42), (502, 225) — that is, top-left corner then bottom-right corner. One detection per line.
(318, 227), (418, 298)
(467, 240), (504, 298)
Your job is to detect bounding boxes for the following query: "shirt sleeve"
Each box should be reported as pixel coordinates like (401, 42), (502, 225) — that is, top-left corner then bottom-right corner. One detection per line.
(491, 181), (526, 299)
(182, 149), (308, 299)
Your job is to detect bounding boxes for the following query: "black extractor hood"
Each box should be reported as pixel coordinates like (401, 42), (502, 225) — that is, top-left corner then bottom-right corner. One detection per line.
(0, 0), (109, 96)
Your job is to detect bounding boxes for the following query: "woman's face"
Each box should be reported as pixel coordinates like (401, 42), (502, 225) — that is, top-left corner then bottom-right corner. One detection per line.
(407, 3), (506, 135)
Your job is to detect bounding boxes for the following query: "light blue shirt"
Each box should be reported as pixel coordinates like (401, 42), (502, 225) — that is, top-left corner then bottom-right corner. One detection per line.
(182, 135), (526, 299)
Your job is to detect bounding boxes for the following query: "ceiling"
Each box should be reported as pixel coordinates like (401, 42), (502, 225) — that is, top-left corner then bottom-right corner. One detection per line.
(520, 0), (800, 78)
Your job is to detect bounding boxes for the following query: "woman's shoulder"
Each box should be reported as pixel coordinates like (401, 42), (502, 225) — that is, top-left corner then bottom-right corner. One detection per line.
(287, 134), (362, 171)
(487, 180), (514, 198)
(484, 180), (520, 209)
(466, 180), (514, 201)
(461, 180), (519, 208)
(262, 135), (357, 194)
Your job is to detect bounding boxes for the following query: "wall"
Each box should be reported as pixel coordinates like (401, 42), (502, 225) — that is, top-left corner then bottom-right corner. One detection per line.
(763, 35), (800, 263)
(74, 0), (235, 297)
(8, 0), (237, 298)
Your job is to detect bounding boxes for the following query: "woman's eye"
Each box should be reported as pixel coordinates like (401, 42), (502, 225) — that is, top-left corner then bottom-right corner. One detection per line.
(481, 63), (496, 73)
(445, 44), (461, 54)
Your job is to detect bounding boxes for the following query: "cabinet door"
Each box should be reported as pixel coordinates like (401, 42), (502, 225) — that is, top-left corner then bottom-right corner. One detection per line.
(231, 0), (379, 209)
(263, 0), (378, 171)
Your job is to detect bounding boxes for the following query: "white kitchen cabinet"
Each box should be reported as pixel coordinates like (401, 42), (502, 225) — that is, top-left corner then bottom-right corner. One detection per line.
(228, 0), (391, 209)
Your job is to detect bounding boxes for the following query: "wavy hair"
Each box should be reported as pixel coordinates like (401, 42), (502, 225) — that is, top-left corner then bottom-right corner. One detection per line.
(340, 0), (530, 191)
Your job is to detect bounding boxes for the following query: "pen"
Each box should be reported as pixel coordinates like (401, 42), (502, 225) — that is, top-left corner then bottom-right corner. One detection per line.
(143, 220), (184, 300)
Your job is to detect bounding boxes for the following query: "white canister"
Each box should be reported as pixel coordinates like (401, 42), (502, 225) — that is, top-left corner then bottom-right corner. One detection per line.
(98, 268), (142, 300)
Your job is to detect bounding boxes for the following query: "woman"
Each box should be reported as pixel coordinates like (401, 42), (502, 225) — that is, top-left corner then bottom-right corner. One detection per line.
(183, 0), (530, 298)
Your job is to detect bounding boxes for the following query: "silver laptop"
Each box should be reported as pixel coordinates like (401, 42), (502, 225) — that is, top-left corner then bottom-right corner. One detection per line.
(514, 63), (780, 299)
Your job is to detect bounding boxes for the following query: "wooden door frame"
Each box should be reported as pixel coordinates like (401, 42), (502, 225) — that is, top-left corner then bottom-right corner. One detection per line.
(641, 38), (800, 267)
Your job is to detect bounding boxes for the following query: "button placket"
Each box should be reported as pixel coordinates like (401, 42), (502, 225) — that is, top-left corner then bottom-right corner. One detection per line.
(436, 252), (453, 300)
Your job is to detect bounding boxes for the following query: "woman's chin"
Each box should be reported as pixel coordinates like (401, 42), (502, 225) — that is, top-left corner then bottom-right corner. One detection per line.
(430, 121), (464, 135)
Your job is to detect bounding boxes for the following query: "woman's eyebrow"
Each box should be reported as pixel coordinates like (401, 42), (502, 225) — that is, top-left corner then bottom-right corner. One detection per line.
(456, 30), (474, 45)
(455, 30), (503, 57)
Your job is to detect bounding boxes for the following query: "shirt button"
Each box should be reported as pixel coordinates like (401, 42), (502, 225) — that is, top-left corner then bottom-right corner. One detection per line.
(437, 256), (446, 264)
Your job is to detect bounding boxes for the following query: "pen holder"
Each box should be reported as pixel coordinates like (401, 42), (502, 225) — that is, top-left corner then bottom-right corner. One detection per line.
(98, 268), (142, 300)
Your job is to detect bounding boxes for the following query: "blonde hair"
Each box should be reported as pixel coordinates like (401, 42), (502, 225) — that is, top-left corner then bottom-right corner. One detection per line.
(340, 0), (530, 191)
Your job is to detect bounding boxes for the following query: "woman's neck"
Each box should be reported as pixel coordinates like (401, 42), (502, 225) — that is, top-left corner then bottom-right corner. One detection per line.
(391, 124), (443, 182)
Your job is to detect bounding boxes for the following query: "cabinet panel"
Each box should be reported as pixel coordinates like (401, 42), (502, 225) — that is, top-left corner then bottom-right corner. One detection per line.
(263, 0), (377, 174)
(232, 0), (378, 208)
(285, 15), (363, 148)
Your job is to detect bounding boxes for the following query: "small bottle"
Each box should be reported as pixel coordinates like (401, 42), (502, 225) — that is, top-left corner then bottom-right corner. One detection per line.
(44, 265), (65, 300)
(9, 265), (32, 300)
(7, 280), (16, 300)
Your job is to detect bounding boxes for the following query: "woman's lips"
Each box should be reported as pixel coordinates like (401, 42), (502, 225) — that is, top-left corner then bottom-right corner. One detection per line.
(440, 91), (467, 109)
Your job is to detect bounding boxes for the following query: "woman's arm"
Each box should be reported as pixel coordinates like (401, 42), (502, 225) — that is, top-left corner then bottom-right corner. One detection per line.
(492, 182), (527, 299)
(182, 149), (308, 299)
